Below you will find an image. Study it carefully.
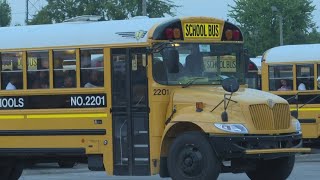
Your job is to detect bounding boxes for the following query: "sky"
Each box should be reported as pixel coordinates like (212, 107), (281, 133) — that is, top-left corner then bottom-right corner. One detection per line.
(7, 0), (320, 29)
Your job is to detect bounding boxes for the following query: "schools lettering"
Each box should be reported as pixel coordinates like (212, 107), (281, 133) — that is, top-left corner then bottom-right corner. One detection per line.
(0, 98), (24, 108)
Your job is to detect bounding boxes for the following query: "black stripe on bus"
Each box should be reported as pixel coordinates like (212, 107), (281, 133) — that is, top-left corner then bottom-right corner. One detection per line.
(0, 93), (107, 110)
(0, 148), (85, 156)
(0, 129), (106, 136)
(298, 119), (316, 123)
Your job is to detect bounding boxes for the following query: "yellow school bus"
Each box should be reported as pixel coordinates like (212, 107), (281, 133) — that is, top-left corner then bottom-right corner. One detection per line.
(0, 16), (309, 180)
(262, 44), (320, 147)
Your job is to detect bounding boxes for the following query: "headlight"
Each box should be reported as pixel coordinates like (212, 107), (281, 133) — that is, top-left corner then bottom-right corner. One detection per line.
(295, 121), (301, 132)
(214, 123), (248, 134)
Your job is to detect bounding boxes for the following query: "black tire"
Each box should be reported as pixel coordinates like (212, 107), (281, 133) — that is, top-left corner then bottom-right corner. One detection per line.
(58, 161), (76, 168)
(167, 131), (220, 180)
(9, 163), (24, 180)
(0, 166), (12, 179)
(0, 162), (23, 180)
(246, 155), (295, 180)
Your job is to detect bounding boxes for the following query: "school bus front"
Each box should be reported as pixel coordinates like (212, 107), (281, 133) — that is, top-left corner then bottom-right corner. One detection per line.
(147, 17), (309, 180)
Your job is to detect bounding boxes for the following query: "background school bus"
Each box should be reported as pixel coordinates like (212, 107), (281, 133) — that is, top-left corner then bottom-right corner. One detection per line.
(260, 44), (320, 147)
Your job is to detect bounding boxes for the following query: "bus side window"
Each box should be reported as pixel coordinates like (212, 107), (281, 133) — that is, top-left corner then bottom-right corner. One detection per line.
(296, 64), (314, 91)
(27, 51), (49, 89)
(53, 50), (76, 88)
(268, 65), (293, 91)
(80, 49), (104, 88)
(1, 52), (23, 90)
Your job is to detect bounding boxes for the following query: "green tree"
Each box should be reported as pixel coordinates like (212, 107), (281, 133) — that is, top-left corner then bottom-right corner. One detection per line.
(28, 6), (59, 25)
(29, 0), (177, 25)
(306, 28), (320, 43)
(228, 0), (316, 56)
(0, 0), (11, 27)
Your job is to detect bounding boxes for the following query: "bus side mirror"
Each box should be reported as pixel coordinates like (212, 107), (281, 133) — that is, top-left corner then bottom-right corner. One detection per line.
(165, 48), (179, 73)
(222, 77), (240, 93)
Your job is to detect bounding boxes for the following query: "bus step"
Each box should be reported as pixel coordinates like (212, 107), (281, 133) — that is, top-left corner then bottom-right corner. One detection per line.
(134, 158), (149, 162)
(137, 131), (148, 134)
(134, 144), (148, 148)
(121, 158), (149, 162)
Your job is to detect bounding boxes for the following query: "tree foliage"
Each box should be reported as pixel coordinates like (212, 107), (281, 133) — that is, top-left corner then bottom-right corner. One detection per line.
(29, 0), (177, 25)
(228, 0), (316, 56)
(0, 0), (11, 27)
(306, 28), (320, 43)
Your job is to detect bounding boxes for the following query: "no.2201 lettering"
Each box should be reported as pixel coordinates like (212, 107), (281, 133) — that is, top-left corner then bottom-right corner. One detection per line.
(71, 96), (105, 107)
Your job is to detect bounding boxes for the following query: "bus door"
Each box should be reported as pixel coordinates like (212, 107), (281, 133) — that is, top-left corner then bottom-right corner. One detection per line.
(111, 48), (150, 175)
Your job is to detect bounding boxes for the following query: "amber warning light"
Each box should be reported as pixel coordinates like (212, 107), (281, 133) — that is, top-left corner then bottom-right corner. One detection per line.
(196, 102), (204, 112)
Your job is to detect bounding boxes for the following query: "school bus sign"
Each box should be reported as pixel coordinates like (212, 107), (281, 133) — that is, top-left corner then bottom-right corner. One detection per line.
(184, 23), (221, 39)
(203, 55), (236, 73)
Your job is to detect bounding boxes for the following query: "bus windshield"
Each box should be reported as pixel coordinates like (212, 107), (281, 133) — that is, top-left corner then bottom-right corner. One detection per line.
(152, 43), (245, 85)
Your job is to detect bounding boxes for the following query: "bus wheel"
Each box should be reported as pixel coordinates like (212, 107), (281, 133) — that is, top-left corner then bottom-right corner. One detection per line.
(167, 132), (220, 180)
(0, 166), (12, 179)
(0, 162), (24, 180)
(9, 163), (24, 180)
(58, 161), (76, 168)
(246, 155), (295, 180)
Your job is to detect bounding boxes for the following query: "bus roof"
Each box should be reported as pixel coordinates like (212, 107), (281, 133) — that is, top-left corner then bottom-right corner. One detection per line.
(0, 17), (166, 50)
(263, 44), (320, 63)
(0, 16), (243, 51)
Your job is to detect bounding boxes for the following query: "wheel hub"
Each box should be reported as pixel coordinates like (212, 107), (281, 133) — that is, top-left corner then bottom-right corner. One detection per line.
(184, 157), (193, 167)
(179, 146), (203, 177)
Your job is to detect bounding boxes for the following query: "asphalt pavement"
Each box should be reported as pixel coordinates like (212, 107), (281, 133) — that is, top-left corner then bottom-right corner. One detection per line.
(19, 154), (320, 180)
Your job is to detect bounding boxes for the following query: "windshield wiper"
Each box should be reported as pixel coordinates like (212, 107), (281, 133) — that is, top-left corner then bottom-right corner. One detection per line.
(182, 77), (207, 88)
(181, 75), (231, 88)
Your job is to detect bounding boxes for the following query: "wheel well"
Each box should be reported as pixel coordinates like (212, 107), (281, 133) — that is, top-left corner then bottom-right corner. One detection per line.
(159, 122), (205, 177)
(160, 122), (204, 156)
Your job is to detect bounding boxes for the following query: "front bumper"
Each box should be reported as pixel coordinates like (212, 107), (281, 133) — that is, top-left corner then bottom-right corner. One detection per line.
(210, 133), (311, 159)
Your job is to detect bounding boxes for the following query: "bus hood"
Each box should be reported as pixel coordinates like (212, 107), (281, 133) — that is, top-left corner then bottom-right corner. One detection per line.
(171, 86), (295, 134)
(172, 86), (287, 106)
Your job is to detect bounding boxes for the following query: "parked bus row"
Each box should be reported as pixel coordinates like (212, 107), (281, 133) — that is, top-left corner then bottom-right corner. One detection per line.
(248, 44), (320, 147)
(0, 16), (309, 180)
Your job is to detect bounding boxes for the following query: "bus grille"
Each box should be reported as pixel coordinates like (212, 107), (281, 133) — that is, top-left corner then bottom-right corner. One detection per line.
(249, 104), (291, 130)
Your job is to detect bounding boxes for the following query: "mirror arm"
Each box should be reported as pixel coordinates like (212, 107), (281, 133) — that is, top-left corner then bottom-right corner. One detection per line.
(224, 93), (233, 110)
(210, 99), (224, 112)
(221, 93), (234, 122)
